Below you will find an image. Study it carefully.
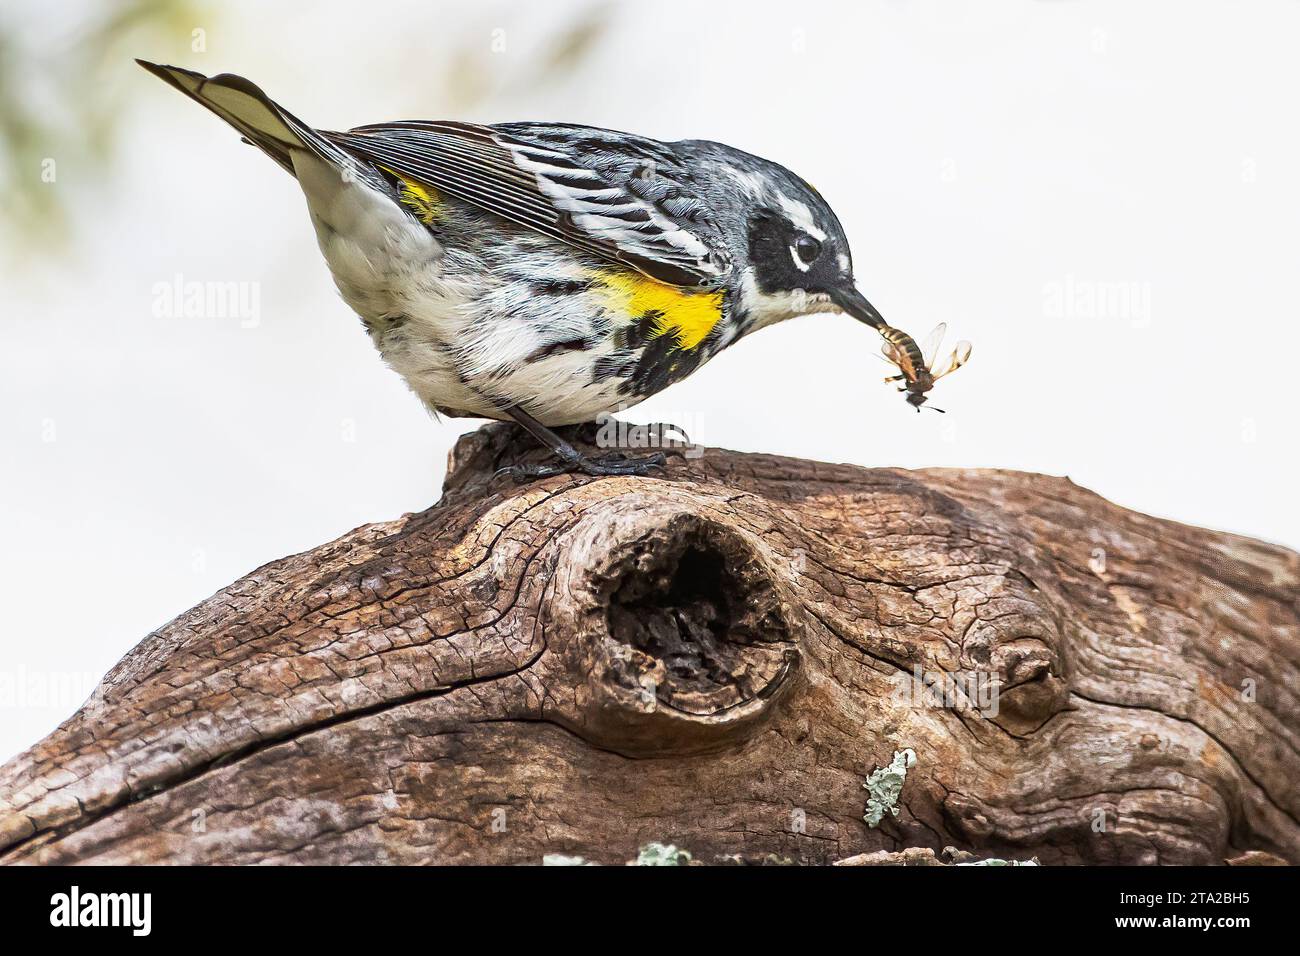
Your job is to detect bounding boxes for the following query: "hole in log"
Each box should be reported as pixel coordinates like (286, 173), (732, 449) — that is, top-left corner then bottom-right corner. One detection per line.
(602, 523), (795, 717)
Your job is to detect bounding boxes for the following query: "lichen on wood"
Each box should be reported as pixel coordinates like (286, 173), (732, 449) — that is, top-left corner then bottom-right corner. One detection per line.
(863, 749), (916, 828)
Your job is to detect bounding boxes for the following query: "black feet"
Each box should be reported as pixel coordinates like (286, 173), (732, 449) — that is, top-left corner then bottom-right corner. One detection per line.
(494, 405), (693, 483)
(498, 450), (667, 482)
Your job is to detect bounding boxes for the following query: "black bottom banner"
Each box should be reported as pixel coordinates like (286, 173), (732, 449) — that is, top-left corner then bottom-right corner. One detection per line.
(0, 863), (1281, 942)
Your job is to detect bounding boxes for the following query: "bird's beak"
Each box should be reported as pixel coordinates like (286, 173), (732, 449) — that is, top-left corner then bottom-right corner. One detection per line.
(830, 286), (887, 332)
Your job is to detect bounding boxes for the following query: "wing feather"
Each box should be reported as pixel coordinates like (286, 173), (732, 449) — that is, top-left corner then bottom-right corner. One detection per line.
(327, 121), (728, 287)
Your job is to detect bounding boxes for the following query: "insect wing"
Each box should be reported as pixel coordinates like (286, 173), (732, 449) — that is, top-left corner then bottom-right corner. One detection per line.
(921, 323), (947, 371)
(931, 340), (972, 381)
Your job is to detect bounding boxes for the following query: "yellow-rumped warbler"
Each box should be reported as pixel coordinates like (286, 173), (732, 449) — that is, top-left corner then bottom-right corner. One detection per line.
(138, 60), (929, 478)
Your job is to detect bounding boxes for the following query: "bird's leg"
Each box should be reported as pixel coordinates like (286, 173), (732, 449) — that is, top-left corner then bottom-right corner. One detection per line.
(497, 405), (666, 481)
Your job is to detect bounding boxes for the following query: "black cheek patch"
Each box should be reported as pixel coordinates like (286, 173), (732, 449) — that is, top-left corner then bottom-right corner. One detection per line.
(746, 210), (801, 294)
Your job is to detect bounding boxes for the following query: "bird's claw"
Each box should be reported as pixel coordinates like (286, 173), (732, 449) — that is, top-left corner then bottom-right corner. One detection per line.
(575, 451), (667, 476)
(497, 451), (667, 483)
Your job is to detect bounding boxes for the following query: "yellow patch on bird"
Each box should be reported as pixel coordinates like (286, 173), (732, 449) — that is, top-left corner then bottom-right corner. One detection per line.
(379, 165), (443, 224)
(594, 271), (724, 350)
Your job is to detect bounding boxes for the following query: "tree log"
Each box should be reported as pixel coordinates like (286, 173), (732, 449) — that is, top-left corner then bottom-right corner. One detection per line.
(1, 423), (1296, 865)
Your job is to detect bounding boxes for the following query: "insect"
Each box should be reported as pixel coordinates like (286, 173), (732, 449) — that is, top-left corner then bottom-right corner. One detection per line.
(879, 323), (972, 412)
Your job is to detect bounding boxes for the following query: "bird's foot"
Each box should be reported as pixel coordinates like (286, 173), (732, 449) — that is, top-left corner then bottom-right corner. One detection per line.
(498, 450), (667, 482)
(630, 422), (695, 460)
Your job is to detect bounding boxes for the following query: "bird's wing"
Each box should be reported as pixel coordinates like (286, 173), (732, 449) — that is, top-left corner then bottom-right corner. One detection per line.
(326, 120), (730, 288)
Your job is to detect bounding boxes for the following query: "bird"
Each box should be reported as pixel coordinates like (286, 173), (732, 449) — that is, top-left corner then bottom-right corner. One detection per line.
(137, 60), (900, 478)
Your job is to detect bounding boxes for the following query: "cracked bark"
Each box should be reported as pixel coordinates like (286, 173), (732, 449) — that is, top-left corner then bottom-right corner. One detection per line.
(0, 423), (1296, 865)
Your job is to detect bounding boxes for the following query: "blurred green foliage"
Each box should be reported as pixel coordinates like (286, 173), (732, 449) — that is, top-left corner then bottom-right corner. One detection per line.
(441, 3), (612, 107)
(0, 0), (610, 254)
(0, 0), (211, 249)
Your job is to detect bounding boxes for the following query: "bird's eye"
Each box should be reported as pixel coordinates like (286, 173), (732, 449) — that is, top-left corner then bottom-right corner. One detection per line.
(794, 235), (822, 264)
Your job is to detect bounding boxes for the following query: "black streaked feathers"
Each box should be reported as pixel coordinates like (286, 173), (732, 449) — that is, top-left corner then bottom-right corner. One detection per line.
(135, 61), (732, 289)
(326, 121), (729, 288)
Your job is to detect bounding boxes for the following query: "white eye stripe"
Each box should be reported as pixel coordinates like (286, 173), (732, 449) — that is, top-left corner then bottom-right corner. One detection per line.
(777, 195), (827, 241)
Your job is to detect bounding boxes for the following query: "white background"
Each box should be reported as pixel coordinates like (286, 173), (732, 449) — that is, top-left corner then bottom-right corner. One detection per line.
(2, 0), (1298, 762)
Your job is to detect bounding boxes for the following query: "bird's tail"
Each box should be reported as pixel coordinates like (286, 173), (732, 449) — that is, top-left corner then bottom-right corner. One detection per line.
(135, 60), (355, 178)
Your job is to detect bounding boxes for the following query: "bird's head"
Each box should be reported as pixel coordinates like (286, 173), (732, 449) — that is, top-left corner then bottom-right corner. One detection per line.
(700, 146), (890, 336)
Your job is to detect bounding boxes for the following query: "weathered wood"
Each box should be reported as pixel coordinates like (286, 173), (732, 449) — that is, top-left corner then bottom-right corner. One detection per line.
(1, 423), (1296, 865)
